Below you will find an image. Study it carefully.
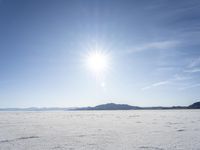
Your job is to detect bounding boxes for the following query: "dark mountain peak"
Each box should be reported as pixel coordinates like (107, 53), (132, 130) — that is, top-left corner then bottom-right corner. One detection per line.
(188, 101), (200, 109)
(77, 103), (141, 110)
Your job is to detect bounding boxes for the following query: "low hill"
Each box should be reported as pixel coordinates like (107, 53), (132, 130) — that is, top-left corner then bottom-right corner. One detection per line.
(75, 103), (141, 110)
(188, 101), (200, 109)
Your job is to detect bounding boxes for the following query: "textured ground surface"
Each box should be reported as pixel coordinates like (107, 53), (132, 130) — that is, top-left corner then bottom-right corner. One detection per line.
(0, 110), (200, 150)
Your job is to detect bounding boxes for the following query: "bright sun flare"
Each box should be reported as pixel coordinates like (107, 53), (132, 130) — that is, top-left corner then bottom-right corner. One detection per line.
(86, 51), (109, 76)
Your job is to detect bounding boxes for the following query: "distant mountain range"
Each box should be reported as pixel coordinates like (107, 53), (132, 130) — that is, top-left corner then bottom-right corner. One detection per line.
(0, 101), (200, 111)
(73, 103), (188, 110)
(0, 107), (69, 111)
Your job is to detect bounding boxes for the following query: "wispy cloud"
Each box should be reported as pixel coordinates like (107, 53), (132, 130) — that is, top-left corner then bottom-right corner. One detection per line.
(156, 67), (176, 71)
(127, 40), (179, 53)
(188, 56), (200, 68)
(184, 68), (200, 73)
(142, 80), (170, 90)
(184, 56), (200, 73)
(179, 83), (200, 91)
(142, 74), (192, 91)
(173, 74), (192, 81)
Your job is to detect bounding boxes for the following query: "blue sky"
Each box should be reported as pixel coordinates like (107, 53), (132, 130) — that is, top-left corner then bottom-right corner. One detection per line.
(0, 0), (200, 107)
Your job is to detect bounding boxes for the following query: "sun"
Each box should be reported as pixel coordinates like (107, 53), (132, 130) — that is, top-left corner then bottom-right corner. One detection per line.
(86, 50), (109, 76)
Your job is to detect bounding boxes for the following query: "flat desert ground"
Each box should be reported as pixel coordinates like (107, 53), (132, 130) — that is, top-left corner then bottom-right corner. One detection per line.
(0, 110), (200, 150)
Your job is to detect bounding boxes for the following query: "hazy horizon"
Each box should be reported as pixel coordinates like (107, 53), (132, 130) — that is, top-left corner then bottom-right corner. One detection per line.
(1, 0), (200, 107)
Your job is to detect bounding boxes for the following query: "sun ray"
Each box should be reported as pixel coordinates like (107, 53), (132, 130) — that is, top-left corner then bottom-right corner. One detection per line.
(85, 49), (110, 79)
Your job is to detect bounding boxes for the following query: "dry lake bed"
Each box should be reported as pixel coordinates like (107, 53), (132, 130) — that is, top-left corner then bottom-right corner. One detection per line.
(0, 110), (200, 150)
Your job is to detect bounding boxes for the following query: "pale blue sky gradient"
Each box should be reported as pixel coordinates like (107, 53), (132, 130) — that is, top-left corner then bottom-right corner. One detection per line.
(0, 0), (200, 107)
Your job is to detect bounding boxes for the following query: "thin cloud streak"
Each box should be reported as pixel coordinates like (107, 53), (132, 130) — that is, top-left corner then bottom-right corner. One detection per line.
(127, 40), (180, 53)
(184, 57), (200, 73)
(173, 74), (192, 81)
(188, 56), (200, 68)
(142, 80), (170, 90)
(179, 83), (200, 91)
(142, 74), (192, 91)
(184, 68), (200, 73)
